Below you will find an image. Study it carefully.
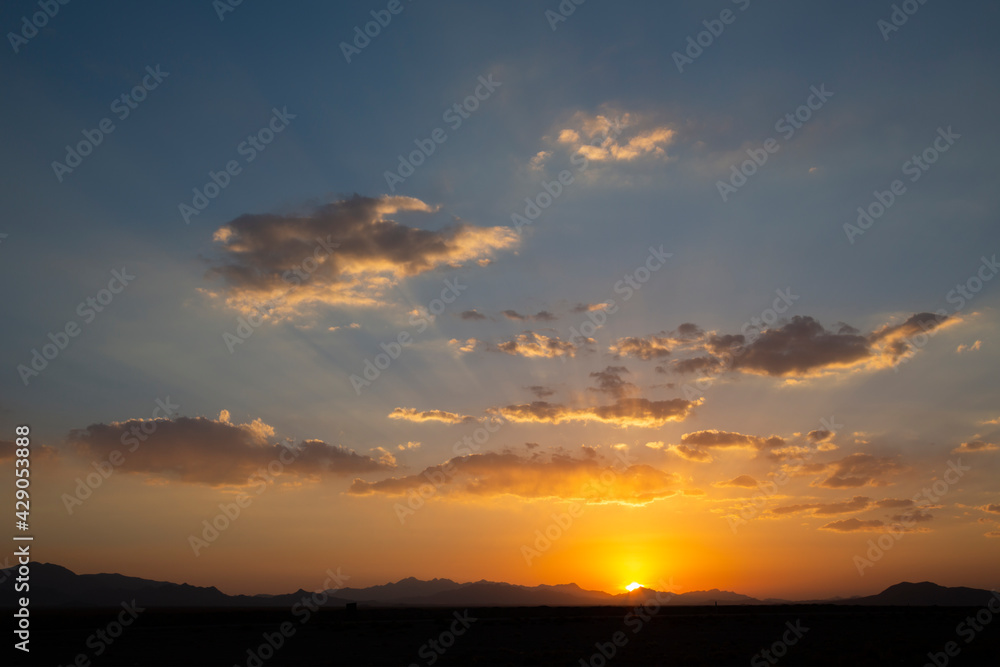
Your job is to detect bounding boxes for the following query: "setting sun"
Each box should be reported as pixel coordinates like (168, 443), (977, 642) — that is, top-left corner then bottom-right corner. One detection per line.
(626, 582), (643, 592)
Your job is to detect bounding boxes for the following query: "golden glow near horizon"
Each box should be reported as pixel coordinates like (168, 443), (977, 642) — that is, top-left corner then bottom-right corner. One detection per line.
(626, 582), (643, 592)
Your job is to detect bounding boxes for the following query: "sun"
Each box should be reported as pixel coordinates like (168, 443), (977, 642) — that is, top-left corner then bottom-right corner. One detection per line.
(626, 582), (643, 592)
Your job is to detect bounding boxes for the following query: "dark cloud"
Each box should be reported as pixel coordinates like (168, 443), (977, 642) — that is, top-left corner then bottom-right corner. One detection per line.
(656, 312), (951, 378)
(459, 310), (488, 321)
(571, 302), (612, 314)
(820, 518), (885, 532)
(205, 195), (517, 318)
(807, 429), (833, 443)
(875, 498), (915, 509)
(589, 366), (638, 399)
(502, 310), (557, 322)
(65, 415), (392, 486)
(676, 323), (703, 338)
(890, 509), (934, 523)
(772, 496), (871, 516)
(726, 317), (873, 377)
(527, 385), (556, 399)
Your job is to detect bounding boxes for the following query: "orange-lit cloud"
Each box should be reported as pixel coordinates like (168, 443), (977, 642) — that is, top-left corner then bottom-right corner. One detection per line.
(571, 302), (613, 313)
(952, 440), (999, 454)
(65, 413), (393, 486)
(387, 408), (478, 425)
(489, 397), (698, 428)
(452, 331), (590, 358)
(609, 335), (673, 360)
(552, 112), (675, 162)
(956, 340), (982, 353)
(348, 449), (680, 505)
(205, 194), (518, 319)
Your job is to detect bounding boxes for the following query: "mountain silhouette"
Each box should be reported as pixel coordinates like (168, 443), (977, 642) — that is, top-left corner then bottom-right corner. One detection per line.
(2, 562), (995, 609)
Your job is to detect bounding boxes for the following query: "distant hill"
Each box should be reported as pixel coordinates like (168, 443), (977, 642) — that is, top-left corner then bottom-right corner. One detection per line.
(848, 581), (998, 606)
(0, 562), (352, 609)
(2, 562), (995, 609)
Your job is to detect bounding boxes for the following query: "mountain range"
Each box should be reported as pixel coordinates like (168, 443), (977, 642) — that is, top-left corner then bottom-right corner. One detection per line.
(2, 562), (996, 609)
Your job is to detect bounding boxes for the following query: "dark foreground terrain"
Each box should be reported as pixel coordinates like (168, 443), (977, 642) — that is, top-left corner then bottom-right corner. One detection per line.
(10, 605), (1000, 666)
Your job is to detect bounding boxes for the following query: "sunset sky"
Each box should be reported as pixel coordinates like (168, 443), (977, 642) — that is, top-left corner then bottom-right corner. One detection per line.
(2, 1), (999, 601)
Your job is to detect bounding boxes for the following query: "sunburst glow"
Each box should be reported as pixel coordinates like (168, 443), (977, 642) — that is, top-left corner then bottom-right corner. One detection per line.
(626, 582), (643, 592)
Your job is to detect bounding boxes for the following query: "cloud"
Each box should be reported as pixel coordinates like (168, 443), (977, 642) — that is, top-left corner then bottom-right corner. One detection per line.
(717, 475), (758, 488)
(571, 302), (612, 313)
(502, 310), (557, 322)
(387, 408), (478, 425)
(588, 366), (638, 399)
(460, 331), (590, 358)
(727, 317), (875, 377)
(609, 335), (672, 360)
(660, 312), (953, 379)
(0, 439), (58, 462)
(979, 504), (1000, 514)
(772, 496), (871, 516)
(813, 453), (905, 488)
(527, 385), (556, 399)
(528, 150), (551, 170)
(396, 441), (421, 451)
(347, 449), (680, 505)
(553, 112), (675, 163)
(668, 355), (724, 375)
(671, 444), (714, 462)
(890, 509), (933, 523)
(327, 322), (361, 332)
(204, 195), (518, 319)
(820, 518), (886, 532)
(952, 440), (999, 454)
(671, 427), (835, 465)
(779, 462), (831, 477)
(675, 429), (786, 461)
(875, 498), (914, 509)
(807, 429), (834, 443)
(489, 397), (699, 428)
(956, 340), (982, 353)
(64, 414), (393, 486)
(459, 310), (488, 321)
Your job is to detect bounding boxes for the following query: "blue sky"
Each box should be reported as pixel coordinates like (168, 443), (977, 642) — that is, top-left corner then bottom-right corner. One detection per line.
(1, 0), (999, 596)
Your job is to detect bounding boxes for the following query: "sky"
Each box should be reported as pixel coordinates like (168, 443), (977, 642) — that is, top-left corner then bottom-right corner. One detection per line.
(1, 0), (999, 600)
